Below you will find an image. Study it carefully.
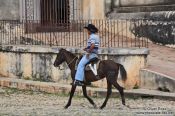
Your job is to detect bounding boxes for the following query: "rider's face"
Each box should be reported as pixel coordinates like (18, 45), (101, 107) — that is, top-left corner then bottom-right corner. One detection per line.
(85, 29), (91, 36)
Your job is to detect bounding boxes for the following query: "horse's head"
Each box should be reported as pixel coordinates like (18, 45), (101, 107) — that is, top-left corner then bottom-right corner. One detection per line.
(54, 48), (66, 67)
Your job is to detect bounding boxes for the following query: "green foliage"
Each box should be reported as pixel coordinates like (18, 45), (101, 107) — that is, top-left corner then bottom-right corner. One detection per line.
(32, 73), (52, 82)
(23, 76), (31, 80)
(133, 82), (139, 89)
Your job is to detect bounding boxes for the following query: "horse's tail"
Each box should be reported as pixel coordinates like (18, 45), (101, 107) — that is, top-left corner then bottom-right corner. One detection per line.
(118, 64), (127, 81)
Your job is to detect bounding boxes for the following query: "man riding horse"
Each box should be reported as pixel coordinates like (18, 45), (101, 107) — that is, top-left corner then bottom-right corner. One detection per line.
(53, 24), (127, 109)
(74, 24), (100, 86)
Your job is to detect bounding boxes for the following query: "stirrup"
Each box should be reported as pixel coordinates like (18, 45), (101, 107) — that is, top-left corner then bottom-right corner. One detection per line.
(74, 80), (84, 86)
(84, 81), (91, 86)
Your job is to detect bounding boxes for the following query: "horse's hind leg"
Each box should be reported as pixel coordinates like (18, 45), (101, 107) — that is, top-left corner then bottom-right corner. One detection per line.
(64, 85), (77, 109)
(82, 85), (97, 108)
(112, 82), (125, 105)
(100, 80), (112, 109)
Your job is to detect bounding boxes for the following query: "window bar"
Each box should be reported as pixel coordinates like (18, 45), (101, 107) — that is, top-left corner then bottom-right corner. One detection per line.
(0, 21), (2, 44)
(138, 20), (140, 48)
(61, 0), (63, 24)
(130, 20), (132, 47)
(121, 20), (124, 47)
(104, 20), (106, 47)
(101, 20), (103, 47)
(110, 20), (113, 47)
(117, 20), (119, 47)
(58, 0), (60, 24)
(73, 0), (75, 20)
(66, 0), (70, 46)
(134, 19), (137, 47)
(126, 20), (128, 47)
(108, 20), (110, 48)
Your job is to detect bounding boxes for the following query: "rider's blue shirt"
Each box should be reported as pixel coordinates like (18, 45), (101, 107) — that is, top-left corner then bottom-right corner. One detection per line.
(87, 33), (100, 54)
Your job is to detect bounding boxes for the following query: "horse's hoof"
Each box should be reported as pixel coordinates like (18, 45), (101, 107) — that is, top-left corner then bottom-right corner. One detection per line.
(100, 105), (105, 109)
(64, 106), (68, 109)
(93, 104), (97, 109)
(124, 104), (131, 109)
(122, 100), (125, 106)
(64, 105), (69, 109)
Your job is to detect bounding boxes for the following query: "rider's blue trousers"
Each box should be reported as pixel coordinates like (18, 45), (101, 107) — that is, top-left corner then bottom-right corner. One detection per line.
(75, 53), (97, 81)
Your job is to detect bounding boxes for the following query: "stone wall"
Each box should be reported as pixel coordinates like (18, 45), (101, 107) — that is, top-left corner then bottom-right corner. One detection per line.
(106, 0), (175, 17)
(129, 18), (175, 45)
(0, 0), (105, 20)
(140, 69), (175, 92)
(0, 45), (149, 89)
(114, 0), (175, 7)
(82, 0), (105, 19)
(0, 0), (175, 20)
(0, 0), (19, 20)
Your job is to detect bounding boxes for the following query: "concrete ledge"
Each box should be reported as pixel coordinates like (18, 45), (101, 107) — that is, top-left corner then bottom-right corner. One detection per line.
(0, 45), (149, 55)
(115, 4), (175, 13)
(0, 45), (149, 89)
(140, 69), (175, 92)
(0, 77), (174, 100)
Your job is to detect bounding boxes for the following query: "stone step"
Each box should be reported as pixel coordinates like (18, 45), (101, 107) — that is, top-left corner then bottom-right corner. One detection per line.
(0, 77), (175, 100)
(114, 4), (175, 13)
(140, 69), (175, 92)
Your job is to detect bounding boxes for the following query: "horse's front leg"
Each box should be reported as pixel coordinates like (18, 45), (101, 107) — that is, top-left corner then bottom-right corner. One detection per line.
(64, 85), (77, 109)
(82, 85), (97, 108)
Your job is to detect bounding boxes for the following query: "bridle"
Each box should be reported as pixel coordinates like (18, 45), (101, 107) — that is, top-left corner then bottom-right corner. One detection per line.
(57, 54), (78, 70)
(67, 56), (78, 67)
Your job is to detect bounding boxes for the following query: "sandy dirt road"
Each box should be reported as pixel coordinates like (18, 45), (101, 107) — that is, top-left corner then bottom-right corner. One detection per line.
(0, 88), (174, 116)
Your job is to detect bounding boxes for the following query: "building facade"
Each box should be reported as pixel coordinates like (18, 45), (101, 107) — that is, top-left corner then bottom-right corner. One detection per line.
(1, 0), (175, 20)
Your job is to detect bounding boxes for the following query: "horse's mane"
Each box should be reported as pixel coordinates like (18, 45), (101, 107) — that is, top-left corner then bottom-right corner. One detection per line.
(63, 49), (77, 58)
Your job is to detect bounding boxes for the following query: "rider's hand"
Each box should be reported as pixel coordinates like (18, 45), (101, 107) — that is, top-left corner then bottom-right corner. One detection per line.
(83, 48), (87, 51)
(86, 53), (90, 59)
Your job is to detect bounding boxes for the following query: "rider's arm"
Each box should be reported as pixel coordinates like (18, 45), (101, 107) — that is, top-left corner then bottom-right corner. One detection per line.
(88, 43), (95, 53)
(83, 47), (87, 51)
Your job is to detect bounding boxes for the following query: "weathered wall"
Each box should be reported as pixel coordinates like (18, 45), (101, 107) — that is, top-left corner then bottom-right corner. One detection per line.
(0, 0), (174, 20)
(82, 0), (105, 19)
(0, 46), (148, 89)
(113, 0), (175, 7)
(0, 0), (105, 20)
(140, 69), (175, 92)
(0, 0), (19, 20)
(129, 18), (175, 46)
(106, 0), (175, 18)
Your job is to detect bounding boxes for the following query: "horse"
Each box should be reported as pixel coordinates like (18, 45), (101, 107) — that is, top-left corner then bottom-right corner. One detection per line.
(53, 48), (127, 109)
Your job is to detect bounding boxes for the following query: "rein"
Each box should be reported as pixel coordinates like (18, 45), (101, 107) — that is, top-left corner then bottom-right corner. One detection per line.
(56, 51), (78, 70)
(67, 56), (77, 66)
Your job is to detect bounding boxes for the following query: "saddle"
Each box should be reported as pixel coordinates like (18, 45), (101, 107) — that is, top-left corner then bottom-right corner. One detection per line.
(75, 56), (100, 76)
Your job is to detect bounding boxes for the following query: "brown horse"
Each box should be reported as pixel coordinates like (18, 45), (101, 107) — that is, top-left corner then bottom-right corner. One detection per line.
(54, 48), (127, 109)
